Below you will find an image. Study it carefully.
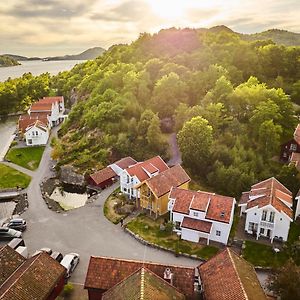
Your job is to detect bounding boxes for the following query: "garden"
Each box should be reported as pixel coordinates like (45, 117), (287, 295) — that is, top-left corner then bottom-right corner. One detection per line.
(5, 146), (45, 170)
(126, 214), (219, 260)
(0, 163), (31, 189)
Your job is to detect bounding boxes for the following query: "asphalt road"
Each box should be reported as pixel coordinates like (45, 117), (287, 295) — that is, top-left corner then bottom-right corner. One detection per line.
(17, 130), (199, 284)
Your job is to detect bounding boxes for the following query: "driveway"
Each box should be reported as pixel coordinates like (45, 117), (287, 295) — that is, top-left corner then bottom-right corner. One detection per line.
(18, 129), (199, 284)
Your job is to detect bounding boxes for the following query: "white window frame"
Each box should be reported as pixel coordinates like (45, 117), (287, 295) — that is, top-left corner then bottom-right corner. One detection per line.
(216, 230), (221, 236)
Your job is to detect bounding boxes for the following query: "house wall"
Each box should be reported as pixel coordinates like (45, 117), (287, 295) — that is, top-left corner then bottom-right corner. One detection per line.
(210, 222), (231, 244)
(120, 171), (140, 199)
(280, 139), (300, 161)
(295, 197), (300, 220)
(47, 276), (65, 300)
(245, 205), (291, 241)
(87, 288), (105, 300)
(25, 126), (49, 146)
(181, 228), (209, 243)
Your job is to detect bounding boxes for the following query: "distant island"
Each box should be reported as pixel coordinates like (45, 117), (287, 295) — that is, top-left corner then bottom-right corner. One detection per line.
(3, 46), (106, 63)
(0, 55), (20, 67)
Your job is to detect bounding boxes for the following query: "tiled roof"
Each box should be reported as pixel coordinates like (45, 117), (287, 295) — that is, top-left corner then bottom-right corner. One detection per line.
(0, 246), (25, 287)
(143, 164), (158, 174)
(239, 192), (250, 205)
(26, 120), (48, 132)
(206, 194), (235, 223)
(89, 167), (116, 185)
(102, 267), (186, 300)
(199, 248), (267, 300)
(294, 123), (300, 144)
(126, 156), (168, 182)
(245, 178), (293, 219)
(18, 114), (49, 133)
(0, 248), (65, 300)
(146, 165), (190, 198)
(30, 102), (53, 112)
(170, 188), (234, 224)
(84, 256), (195, 298)
(181, 216), (212, 233)
(114, 157), (137, 170)
(40, 96), (64, 104)
(170, 188), (210, 214)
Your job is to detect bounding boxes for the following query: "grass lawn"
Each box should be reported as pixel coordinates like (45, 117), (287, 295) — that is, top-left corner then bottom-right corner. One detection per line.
(242, 240), (289, 268)
(0, 163), (31, 189)
(287, 221), (300, 244)
(126, 214), (219, 260)
(6, 146), (45, 170)
(104, 194), (126, 224)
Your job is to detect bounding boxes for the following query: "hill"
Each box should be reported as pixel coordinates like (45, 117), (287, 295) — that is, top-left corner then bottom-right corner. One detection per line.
(3, 46), (105, 62)
(0, 55), (20, 67)
(45, 47), (106, 61)
(241, 29), (300, 46)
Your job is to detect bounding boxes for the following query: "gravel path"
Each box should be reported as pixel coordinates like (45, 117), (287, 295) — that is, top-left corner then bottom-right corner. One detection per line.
(167, 133), (182, 166)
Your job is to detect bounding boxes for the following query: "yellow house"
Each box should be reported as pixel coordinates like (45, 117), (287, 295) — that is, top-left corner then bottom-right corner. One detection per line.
(136, 165), (190, 218)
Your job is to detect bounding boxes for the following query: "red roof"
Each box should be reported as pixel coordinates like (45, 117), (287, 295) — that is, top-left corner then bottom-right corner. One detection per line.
(26, 120), (49, 132)
(206, 194), (235, 223)
(126, 156), (169, 182)
(0, 246), (66, 300)
(40, 96), (64, 104)
(244, 178), (293, 219)
(113, 157), (137, 170)
(146, 165), (190, 198)
(84, 256), (196, 298)
(89, 167), (116, 185)
(170, 188), (235, 224)
(181, 216), (212, 233)
(18, 114), (49, 133)
(199, 248), (267, 300)
(30, 102), (53, 112)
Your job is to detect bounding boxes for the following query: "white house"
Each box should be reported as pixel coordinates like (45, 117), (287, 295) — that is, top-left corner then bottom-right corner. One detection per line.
(29, 96), (65, 127)
(109, 157), (137, 176)
(120, 156), (169, 199)
(24, 120), (50, 146)
(168, 188), (236, 245)
(294, 189), (300, 220)
(238, 177), (293, 242)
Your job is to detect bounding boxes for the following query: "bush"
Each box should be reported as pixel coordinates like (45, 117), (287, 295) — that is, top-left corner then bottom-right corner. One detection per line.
(63, 282), (74, 296)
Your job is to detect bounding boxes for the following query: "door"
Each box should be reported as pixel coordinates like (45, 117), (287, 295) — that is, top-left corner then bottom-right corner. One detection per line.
(267, 229), (271, 238)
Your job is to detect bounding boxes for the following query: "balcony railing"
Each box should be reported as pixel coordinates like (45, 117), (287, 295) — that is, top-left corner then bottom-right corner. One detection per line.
(260, 221), (274, 229)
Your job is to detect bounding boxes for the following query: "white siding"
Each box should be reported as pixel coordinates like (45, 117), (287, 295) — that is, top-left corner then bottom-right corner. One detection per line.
(210, 222), (231, 244)
(25, 126), (49, 146)
(120, 170), (140, 199)
(109, 164), (123, 176)
(295, 197), (300, 220)
(181, 228), (209, 243)
(189, 209), (206, 220)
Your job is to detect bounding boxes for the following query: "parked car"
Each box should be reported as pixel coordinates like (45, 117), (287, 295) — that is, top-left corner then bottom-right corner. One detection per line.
(51, 251), (63, 262)
(0, 227), (22, 240)
(60, 253), (80, 278)
(7, 218), (27, 231)
(32, 247), (53, 257)
(8, 238), (25, 249)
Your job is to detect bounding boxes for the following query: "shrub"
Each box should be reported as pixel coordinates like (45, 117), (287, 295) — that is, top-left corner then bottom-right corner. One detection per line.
(63, 282), (74, 296)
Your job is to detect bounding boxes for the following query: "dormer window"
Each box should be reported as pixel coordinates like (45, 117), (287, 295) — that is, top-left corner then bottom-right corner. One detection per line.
(220, 212), (225, 218)
(290, 144), (297, 151)
(262, 210), (267, 221)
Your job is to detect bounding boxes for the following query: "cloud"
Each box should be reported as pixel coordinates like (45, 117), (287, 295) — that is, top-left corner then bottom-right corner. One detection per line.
(5, 0), (97, 19)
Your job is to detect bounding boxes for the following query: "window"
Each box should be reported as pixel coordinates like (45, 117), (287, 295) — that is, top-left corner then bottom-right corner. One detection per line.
(260, 228), (265, 235)
(262, 210), (267, 221)
(269, 211), (275, 223)
(248, 222), (257, 232)
(35, 131), (38, 136)
(193, 211), (199, 217)
(216, 230), (221, 236)
(290, 144), (297, 151)
(28, 139), (32, 145)
(123, 188), (127, 192)
(32, 131), (35, 136)
(126, 175), (130, 183)
(175, 222), (181, 230)
(131, 177), (134, 182)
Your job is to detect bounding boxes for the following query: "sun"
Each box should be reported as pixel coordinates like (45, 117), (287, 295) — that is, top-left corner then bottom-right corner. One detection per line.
(146, 0), (187, 20)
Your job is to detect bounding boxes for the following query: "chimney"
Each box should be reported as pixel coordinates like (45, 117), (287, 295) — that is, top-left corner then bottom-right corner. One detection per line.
(163, 267), (174, 285)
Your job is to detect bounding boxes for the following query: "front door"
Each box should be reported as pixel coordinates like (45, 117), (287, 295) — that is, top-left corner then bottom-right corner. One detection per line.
(267, 229), (271, 238)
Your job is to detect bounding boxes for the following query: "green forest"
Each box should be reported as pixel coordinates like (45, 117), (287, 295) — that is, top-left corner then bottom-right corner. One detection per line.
(2, 28), (300, 197)
(0, 55), (20, 68)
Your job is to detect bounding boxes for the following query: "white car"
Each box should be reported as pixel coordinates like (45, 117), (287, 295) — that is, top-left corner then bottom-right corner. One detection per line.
(60, 253), (80, 278)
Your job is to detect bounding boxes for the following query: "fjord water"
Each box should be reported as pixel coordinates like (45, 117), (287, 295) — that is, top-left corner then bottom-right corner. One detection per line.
(0, 60), (83, 82)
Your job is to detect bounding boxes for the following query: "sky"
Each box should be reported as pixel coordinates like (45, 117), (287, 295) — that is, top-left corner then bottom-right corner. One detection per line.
(0, 0), (299, 57)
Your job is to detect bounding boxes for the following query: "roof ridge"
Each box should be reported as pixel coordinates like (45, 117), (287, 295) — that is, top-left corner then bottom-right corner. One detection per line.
(227, 249), (248, 300)
(0, 252), (41, 298)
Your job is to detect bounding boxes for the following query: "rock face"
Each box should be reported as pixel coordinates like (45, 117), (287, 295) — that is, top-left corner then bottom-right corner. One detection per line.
(59, 165), (86, 191)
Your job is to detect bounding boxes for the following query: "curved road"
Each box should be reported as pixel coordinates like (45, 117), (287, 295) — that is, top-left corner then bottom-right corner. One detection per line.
(20, 132), (199, 283)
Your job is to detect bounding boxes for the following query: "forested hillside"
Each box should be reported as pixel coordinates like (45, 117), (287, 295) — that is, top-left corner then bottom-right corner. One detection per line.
(2, 27), (300, 196)
(0, 55), (20, 67)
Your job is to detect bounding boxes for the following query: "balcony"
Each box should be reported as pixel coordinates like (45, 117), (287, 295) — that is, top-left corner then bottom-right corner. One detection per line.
(260, 221), (274, 229)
